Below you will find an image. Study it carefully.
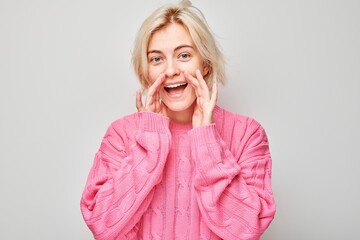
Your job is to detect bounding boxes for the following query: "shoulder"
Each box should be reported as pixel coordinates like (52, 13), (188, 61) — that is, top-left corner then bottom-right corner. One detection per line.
(214, 105), (269, 148)
(101, 112), (140, 143)
(214, 105), (264, 133)
(110, 112), (140, 130)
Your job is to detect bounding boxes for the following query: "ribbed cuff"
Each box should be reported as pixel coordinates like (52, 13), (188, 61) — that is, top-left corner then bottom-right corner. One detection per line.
(137, 111), (170, 133)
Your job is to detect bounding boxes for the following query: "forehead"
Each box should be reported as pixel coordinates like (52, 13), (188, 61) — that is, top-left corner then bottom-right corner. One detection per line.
(148, 23), (194, 51)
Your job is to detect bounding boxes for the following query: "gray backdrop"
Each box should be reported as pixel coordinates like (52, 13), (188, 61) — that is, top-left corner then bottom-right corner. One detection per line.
(1, 0), (359, 239)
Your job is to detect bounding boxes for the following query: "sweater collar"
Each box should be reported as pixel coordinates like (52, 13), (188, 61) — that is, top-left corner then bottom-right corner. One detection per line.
(168, 105), (224, 133)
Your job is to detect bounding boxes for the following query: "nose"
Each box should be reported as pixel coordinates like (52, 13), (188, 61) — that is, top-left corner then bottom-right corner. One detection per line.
(165, 60), (180, 78)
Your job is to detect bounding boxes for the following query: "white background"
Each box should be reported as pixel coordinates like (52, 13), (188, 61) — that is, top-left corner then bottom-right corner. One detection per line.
(0, 0), (359, 239)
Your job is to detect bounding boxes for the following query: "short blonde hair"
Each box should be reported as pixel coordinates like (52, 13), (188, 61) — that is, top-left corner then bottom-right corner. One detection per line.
(132, 0), (225, 89)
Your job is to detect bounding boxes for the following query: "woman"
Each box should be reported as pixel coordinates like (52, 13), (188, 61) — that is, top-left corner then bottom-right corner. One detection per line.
(80, 1), (276, 239)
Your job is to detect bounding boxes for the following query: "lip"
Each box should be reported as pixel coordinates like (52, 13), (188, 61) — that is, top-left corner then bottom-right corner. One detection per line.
(163, 80), (188, 88)
(162, 80), (189, 98)
(165, 82), (187, 88)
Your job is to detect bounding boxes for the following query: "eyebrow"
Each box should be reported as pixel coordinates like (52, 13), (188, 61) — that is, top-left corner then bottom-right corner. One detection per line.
(147, 44), (194, 55)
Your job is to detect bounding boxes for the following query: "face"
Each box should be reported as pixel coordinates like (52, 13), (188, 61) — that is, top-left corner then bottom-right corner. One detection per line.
(147, 23), (208, 119)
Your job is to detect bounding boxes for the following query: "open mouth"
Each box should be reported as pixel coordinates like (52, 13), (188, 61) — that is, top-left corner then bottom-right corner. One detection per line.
(164, 83), (188, 94)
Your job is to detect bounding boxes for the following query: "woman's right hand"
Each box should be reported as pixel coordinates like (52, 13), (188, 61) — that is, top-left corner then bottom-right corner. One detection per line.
(136, 73), (168, 116)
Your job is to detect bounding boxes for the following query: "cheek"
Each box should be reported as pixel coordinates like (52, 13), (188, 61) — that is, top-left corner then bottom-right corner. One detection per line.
(147, 67), (160, 83)
(181, 60), (205, 75)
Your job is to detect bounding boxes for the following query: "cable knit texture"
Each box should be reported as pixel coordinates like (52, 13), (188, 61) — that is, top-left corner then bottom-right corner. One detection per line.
(81, 106), (276, 240)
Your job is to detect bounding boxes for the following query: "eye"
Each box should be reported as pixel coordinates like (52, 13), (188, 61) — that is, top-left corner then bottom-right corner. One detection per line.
(151, 56), (162, 63)
(179, 53), (190, 60)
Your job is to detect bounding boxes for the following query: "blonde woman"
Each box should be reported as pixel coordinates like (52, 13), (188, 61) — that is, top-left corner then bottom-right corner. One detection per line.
(81, 1), (276, 239)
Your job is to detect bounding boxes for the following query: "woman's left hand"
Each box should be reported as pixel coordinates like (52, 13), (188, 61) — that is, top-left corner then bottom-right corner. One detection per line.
(186, 69), (218, 128)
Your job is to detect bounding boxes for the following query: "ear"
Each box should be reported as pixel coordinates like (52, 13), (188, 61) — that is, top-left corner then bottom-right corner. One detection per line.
(202, 60), (210, 77)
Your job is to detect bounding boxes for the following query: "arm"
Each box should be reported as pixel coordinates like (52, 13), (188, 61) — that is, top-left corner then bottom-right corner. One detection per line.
(188, 119), (276, 240)
(80, 112), (171, 240)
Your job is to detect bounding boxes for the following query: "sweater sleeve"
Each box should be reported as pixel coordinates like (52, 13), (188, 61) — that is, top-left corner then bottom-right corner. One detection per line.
(80, 112), (171, 240)
(188, 119), (276, 240)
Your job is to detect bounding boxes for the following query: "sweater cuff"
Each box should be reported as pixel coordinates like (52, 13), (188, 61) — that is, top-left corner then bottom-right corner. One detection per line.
(188, 124), (219, 146)
(137, 111), (170, 133)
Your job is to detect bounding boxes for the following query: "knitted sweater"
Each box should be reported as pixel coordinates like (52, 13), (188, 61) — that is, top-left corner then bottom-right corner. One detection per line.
(80, 106), (276, 240)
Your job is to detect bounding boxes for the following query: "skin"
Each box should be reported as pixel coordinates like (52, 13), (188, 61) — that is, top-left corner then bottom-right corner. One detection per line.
(136, 23), (217, 128)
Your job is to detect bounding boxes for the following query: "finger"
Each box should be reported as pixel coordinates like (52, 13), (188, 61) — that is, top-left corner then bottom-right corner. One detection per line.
(185, 71), (199, 87)
(161, 101), (168, 117)
(195, 69), (210, 100)
(187, 70), (208, 100)
(138, 74), (166, 113)
(185, 71), (201, 98)
(146, 74), (165, 110)
(136, 90), (144, 111)
(210, 79), (218, 106)
(148, 73), (165, 96)
(154, 93), (161, 113)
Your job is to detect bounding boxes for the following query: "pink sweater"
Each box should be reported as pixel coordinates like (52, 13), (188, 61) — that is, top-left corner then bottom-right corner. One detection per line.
(81, 106), (276, 240)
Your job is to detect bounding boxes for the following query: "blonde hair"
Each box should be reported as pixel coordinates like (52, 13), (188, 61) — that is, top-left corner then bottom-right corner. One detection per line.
(132, 0), (225, 89)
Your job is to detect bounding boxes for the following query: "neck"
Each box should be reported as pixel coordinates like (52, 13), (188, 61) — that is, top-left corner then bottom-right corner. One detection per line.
(166, 102), (195, 124)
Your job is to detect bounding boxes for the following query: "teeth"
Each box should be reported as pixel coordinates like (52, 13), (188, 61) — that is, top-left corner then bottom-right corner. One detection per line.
(165, 83), (186, 88)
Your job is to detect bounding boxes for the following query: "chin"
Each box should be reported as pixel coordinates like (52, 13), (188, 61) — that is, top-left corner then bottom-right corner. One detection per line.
(163, 99), (196, 113)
